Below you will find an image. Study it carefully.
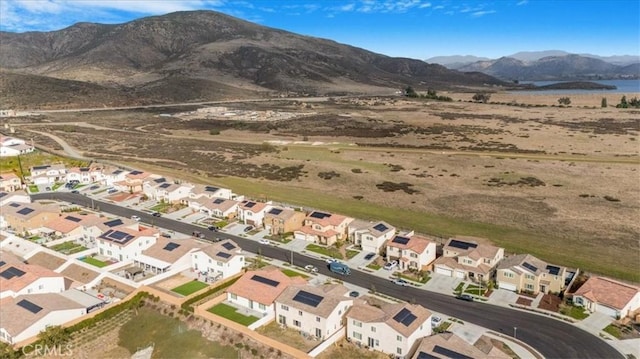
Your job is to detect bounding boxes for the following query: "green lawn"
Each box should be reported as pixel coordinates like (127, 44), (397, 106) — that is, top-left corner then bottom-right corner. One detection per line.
(171, 280), (209, 296)
(603, 324), (622, 339)
(50, 241), (88, 254)
(81, 257), (108, 268)
(28, 185), (39, 193)
(454, 282), (465, 294)
(281, 268), (309, 279)
(366, 263), (381, 270)
(560, 305), (590, 320)
(119, 307), (237, 358)
(207, 303), (259, 326)
(150, 202), (171, 213)
(305, 243), (343, 259)
(346, 249), (360, 259)
(52, 182), (64, 191)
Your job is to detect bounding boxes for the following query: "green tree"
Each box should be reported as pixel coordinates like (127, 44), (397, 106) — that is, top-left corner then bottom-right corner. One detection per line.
(617, 95), (628, 108)
(37, 325), (71, 348)
(558, 97), (571, 106)
(601, 97), (607, 108)
(0, 342), (20, 359)
(472, 93), (491, 103)
(405, 86), (418, 98)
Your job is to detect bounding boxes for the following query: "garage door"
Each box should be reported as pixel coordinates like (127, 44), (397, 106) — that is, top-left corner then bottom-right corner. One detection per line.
(596, 304), (619, 318)
(435, 267), (452, 277)
(454, 270), (466, 279)
(499, 281), (517, 292)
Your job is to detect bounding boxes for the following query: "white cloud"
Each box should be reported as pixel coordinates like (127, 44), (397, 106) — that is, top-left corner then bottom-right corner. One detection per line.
(433, 5), (445, 10)
(517, 0), (529, 5)
(340, 3), (355, 11)
(471, 10), (496, 17)
(419, 2), (432, 8)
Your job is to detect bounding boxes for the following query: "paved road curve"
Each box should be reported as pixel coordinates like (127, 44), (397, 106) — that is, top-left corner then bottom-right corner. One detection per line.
(32, 193), (623, 359)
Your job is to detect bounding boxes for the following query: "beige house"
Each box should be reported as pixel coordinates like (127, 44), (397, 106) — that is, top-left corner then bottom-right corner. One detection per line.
(294, 211), (354, 246)
(113, 170), (151, 193)
(386, 234), (437, 271)
(263, 207), (305, 236)
(496, 254), (567, 294)
(433, 238), (504, 282)
(0, 173), (22, 192)
(412, 333), (510, 359)
(0, 202), (60, 233)
(573, 276), (640, 319)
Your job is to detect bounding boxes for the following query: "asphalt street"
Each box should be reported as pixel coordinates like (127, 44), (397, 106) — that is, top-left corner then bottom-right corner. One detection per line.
(31, 192), (623, 359)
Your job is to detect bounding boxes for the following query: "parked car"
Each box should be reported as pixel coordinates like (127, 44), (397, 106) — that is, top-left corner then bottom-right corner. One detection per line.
(161, 233), (172, 238)
(304, 265), (318, 273)
(391, 278), (408, 286)
(45, 187), (51, 191)
(243, 225), (254, 232)
(325, 258), (338, 264)
(131, 215), (141, 221)
(431, 316), (442, 327)
(349, 291), (360, 298)
(71, 190), (79, 194)
(383, 260), (398, 270)
(89, 185), (99, 190)
(208, 225), (218, 231)
(107, 189), (118, 194)
(364, 252), (376, 260)
(152, 212), (161, 217)
(457, 294), (474, 302)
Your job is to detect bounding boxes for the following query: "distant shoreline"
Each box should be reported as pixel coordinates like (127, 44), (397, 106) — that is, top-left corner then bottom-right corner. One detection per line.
(523, 81), (617, 91)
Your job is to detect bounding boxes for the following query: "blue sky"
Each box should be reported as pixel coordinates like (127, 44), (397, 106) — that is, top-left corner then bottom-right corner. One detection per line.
(1, 0), (638, 59)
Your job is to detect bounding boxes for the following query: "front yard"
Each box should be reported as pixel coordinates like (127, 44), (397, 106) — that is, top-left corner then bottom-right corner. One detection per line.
(559, 304), (590, 320)
(305, 243), (343, 260)
(281, 268), (309, 279)
(171, 280), (209, 296)
(207, 303), (259, 326)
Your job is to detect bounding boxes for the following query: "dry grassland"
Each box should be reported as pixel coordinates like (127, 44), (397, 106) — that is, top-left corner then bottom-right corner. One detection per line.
(8, 92), (639, 281)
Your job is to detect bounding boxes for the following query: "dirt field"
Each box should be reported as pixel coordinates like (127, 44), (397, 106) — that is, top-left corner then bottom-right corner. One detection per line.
(7, 92), (639, 281)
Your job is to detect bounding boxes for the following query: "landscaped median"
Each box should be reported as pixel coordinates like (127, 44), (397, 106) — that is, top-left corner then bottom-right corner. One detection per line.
(208, 303), (259, 326)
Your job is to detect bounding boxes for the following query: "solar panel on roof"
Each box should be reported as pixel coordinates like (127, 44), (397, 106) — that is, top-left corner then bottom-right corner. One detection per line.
(392, 308), (417, 327)
(392, 236), (410, 245)
(546, 265), (561, 275)
(213, 198), (225, 204)
(205, 186), (219, 192)
(130, 170), (142, 175)
(372, 223), (389, 232)
(65, 216), (82, 222)
(448, 239), (477, 250)
(433, 345), (474, 359)
(309, 211), (330, 219)
(103, 219), (124, 227)
(154, 177), (167, 183)
(32, 165), (49, 170)
(113, 170), (123, 174)
(9, 203), (20, 207)
(415, 352), (439, 359)
(292, 290), (324, 307)
(244, 202), (256, 208)
(163, 242), (181, 251)
(17, 208), (34, 215)
(251, 275), (280, 287)
(0, 266), (26, 279)
(268, 208), (283, 215)
(0, 261), (5, 267)
(221, 242), (236, 250)
(216, 252), (231, 259)
(159, 183), (171, 188)
(522, 262), (538, 273)
(0, 193), (7, 198)
(17, 299), (43, 314)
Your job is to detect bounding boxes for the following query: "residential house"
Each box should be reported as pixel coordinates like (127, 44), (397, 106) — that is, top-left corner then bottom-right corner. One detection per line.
(347, 302), (432, 359)
(65, 166), (104, 184)
(189, 197), (239, 219)
(226, 267), (306, 316)
(143, 177), (193, 203)
(349, 220), (395, 255)
(0, 136), (34, 157)
(573, 276), (640, 319)
(294, 211), (354, 246)
(263, 206), (306, 236)
(102, 169), (127, 187)
(113, 170), (151, 193)
(29, 164), (66, 185)
(41, 213), (101, 242)
(496, 254), (568, 294)
(190, 239), (244, 281)
(96, 223), (159, 262)
(0, 173), (22, 192)
(188, 184), (234, 201)
(0, 251), (67, 299)
(0, 202), (60, 233)
(275, 283), (353, 340)
(412, 333), (510, 359)
(386, 234), (436, 271)
(0, 190), (30, 206)
(135, 237), (204, 274)
(81, 216), (138, 246)
(433, 238), (504, 283)
(0, 291), (104, 344)
(237, 200), (272, 228)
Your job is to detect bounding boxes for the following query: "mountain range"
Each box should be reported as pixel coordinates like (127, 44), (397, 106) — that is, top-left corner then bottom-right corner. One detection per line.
(0, 10), (506, 109)
(427, 51), (639, 81)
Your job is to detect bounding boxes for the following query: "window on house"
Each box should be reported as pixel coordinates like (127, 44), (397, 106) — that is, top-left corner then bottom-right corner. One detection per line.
(316, 317), (321, 322)
(230, 293), (237, 300)
(353, 332), (362, 340)
(375, 339), (379, 346)
(353, 320), (362, 327)
(293, 320), (301, 327)
(525, 283), (534, 290)
(397, 335), (402, 341)
(298, 310), (303, 316)
(371, 326), (376, 332)
(259, 304), (266, 310)
(281, 305), (289, 311)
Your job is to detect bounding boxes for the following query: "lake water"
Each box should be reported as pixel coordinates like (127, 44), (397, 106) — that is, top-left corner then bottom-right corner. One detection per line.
(511, 79), (640, 95)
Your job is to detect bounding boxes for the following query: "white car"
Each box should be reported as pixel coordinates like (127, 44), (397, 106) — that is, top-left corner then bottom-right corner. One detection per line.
(304, 265), (318, 273)
(259, 239), (270, 245)
(383, 260), (398, 270)
(431, 316), (442, 327)
(325, 258), (338, 264)
(131, 215), (141, 221)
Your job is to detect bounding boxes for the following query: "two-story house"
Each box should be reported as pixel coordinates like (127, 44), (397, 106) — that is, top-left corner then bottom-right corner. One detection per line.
(0, 173), (22, 192)
(0, 136), (34, 157)
(349, 220), (396, 255)
(65, 166), (104, 184)
(0, 252), (67, 299)
(29, 164), (66, 185)
(0, 202), (60, 233)
(294, 211), (354, 246)
(226, 267), (307, 317)
(81, 217), (137, 246)
(135, 237), (204, 275)
(188, 197), (239, 219)
(386, 234), (437, 271)
(412, 333), (510, 359)
(347, 302), (432, 359)
(0, 191), (30, 207)
(96, 224), (159, 262)
(190, 239), (244, 281)
(275, 284), (353, 340)
(237, 200), (272, 228)
(573, 276), (640, 319)
(263, 207), (306, 236)
(113, 170), (151, 193)
(42, 213), (101, 241)
(188, 184), (234, 201)
(433, 238), (504, 282)
(102, 169), (127, 187)
(496, 254), (568, 294)
(143, 177), (193, 203)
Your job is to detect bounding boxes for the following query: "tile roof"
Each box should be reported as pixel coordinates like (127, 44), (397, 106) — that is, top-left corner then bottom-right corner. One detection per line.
(306, 211), (353, 227)
(0, 293), (85, 337)
(276, 283), (350, 318)
(0, 172), (19, 180)
(0, 252), (64, 294)
(227, 266), (306, 306)
(433, 256), (493, 275)
(1, 202), (60, 220)
(497, 254), (565, 276)
(412, 333), (510, 359)
(574, 276), (640, 310)
(43, 213), (100, 234)
(388, 234), (433, 254)
(97, 225), (158, 247)
(194, 197), (239, 212)
(142, 237), (205, 264)
(198, 239), (242, 263)
(444, 238), (502, 260)
(348, 302), (431, 338)
(239, 200), (269, 213)
(264, 207), (299, 220)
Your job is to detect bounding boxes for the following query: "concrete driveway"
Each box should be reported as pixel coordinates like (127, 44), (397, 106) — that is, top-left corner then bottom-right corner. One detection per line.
(423, 274), (461, 295)
(487, 288), (519, 306)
